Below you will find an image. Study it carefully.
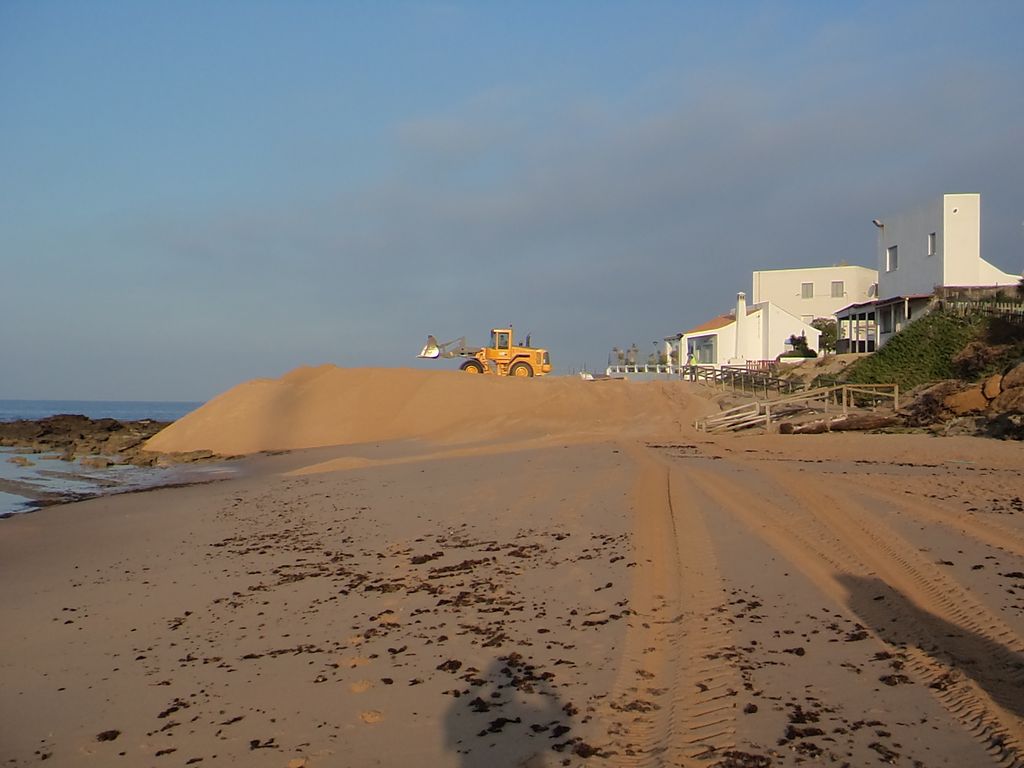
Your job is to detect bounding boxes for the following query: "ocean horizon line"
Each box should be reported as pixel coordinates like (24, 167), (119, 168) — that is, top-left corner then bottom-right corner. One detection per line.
(0, 398), (204, 404)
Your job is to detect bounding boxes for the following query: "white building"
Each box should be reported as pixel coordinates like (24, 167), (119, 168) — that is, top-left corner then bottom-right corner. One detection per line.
(875, 193), (1017, 299)
(676, 293), (821, 367)
(836, 193), (1020, 348)
(752, 265), (878, 323)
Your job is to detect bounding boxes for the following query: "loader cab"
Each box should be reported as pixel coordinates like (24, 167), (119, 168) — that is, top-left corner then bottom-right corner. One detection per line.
(490, 329), (512, 358)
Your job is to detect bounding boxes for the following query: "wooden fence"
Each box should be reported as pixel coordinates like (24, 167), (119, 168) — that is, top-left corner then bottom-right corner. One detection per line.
(696, 383), (899, 433)
(938, 299), (1024, 323)
(684, 364), (804, 398)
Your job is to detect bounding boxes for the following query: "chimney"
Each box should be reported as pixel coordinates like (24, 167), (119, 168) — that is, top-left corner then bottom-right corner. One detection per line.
(734, 292), (746, 360)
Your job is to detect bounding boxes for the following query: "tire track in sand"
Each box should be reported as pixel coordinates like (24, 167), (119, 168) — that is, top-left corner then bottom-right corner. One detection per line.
(686, 459), (1024, 767)
(838, 475), (1024, 559)
(602, 444), (739, 767)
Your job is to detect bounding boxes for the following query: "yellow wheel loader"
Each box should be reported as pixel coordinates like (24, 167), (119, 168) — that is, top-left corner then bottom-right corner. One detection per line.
(417, 327), (552, 377)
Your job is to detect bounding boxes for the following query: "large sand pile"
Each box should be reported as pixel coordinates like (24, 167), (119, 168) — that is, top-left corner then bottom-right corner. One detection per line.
(146, 366), (709, 455)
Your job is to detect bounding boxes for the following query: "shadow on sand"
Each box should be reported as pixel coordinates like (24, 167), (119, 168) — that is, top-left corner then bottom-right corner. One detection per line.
(838, 574), (1024, 717)
(444, 654), (583, 767)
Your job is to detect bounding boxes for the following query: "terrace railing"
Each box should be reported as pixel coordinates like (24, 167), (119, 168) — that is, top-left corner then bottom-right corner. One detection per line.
(605, 363), (679, 375)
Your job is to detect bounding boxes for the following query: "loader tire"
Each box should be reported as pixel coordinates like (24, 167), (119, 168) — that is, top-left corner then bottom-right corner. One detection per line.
(510, 362), (534, 377)
(460, 360), (485, 374)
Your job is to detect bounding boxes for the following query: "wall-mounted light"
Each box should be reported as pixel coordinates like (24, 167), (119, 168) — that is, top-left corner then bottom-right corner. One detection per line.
(872, 219), (884, 228)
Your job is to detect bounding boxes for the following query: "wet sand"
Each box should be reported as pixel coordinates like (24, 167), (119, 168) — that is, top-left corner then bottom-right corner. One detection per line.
(2, 370), (1023, 767)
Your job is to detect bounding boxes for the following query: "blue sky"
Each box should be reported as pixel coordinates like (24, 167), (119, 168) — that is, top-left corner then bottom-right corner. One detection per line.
(2, 1), (1022, 400)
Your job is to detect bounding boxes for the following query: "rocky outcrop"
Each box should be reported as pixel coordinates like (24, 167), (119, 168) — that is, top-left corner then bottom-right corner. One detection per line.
(1002, 361), (1024, 391)
(991, 387), (1024, 414)
(900, 360), (1024, 439)
(943, 386), (988, 415)
(982, 374), (1003, 400)
(0, 415), (219, 465)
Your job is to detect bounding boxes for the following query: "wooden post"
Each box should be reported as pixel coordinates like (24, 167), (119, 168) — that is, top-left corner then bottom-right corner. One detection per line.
(842, 386), (848, 415)
(894, 384), (899, 411)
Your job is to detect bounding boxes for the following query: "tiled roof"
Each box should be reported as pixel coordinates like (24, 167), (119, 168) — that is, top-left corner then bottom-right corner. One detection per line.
(684, 314), (734, 334)
(683, 307), (759, 335)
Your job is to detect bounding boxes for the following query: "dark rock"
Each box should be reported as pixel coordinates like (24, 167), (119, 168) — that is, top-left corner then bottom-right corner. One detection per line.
(988, 410), (1024, 440)
(0, 415), (181, 466)
(943, 416), (989, 437)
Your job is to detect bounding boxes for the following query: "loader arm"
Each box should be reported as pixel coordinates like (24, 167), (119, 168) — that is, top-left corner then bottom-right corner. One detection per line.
(417, 336), (481, 359)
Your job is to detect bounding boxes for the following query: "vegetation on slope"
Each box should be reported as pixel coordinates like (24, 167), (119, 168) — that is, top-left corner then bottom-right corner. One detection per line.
(841, 310), (1024, 391)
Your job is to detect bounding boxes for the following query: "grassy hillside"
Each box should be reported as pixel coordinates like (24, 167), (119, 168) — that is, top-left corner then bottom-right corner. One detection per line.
(842, 311), (986, 390)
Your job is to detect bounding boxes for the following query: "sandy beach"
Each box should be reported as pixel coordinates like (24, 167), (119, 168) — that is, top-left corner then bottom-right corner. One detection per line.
(2, 368), (1023, 767)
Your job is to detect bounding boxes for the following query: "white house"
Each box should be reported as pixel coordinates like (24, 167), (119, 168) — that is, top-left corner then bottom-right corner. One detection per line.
(752, 265), (878, 323)
(675, 292), (821, 367)
(875, 193), (1017, 299)
(836, 193), (1020, 348)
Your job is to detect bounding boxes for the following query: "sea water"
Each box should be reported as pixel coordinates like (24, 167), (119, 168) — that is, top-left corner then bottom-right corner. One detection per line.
(0, 400), (202, 423)
(0, 399), (208, 517)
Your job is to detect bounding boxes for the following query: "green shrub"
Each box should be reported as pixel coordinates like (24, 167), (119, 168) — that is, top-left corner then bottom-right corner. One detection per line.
(780, 348), (817, 358)
(783, 333), (816, 358)
(811, 318), (838, 353)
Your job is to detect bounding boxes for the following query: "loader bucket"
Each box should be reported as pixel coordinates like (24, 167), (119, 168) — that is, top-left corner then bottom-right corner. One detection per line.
(418, 335), (441, 359)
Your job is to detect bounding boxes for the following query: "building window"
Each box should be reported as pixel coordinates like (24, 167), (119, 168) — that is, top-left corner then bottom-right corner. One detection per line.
(690, 336), (716, 365)
(830, 280), (844, 298)
(927, 232), (936, 256)
(886, 245), (898, 272)
(801, 282), (814, 299)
